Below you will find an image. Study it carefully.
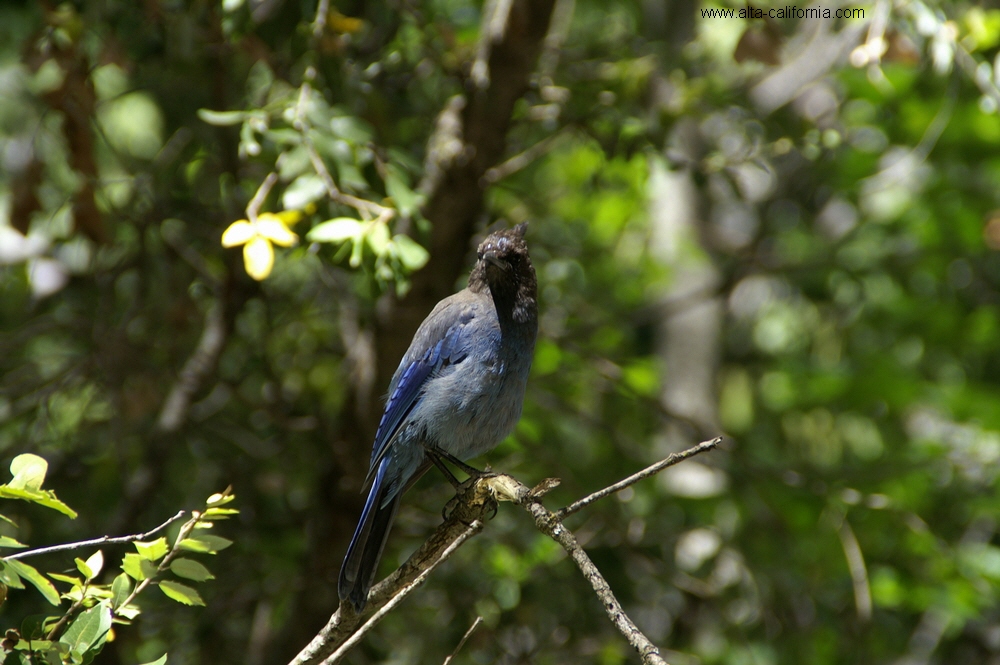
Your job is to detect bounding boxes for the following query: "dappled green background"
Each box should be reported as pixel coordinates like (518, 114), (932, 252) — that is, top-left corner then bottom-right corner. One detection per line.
(3, 0), (1000, 663)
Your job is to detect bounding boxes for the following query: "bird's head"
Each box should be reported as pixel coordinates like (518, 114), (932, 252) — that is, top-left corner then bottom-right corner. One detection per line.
(469, 223), (537, 322)
(476, 222), (530, 279)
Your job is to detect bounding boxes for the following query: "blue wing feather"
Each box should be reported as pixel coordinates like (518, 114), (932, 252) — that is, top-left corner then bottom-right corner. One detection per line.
(362, 320), (471, 489)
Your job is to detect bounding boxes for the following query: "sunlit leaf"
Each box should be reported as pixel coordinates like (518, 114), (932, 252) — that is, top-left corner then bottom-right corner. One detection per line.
(134, 538), (168, 562)
(8, 453), (47, 490)
(169, 558), (215, 582)
(178, 535), (232, 554)
(393, 235), (429, 271)
(138, 654), (168, 665)
(282, 175), (327, 210)
(197, 109), (246, 126)
(122, 553), (157, 581)
(6, 560), (59, 605)
(366, 222), (391, 255)
(158, 580), (205, 606)
(307, 218), (362, 243)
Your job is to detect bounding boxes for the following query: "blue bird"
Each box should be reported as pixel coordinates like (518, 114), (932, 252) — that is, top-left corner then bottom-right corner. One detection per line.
(339, 223), (538, 612)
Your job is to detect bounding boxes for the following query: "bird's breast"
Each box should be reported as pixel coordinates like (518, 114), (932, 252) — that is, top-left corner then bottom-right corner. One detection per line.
(415, 340), (532, 461)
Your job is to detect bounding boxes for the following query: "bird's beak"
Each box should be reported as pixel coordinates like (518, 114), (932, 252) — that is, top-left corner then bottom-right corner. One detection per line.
(483, 252), (509, 272)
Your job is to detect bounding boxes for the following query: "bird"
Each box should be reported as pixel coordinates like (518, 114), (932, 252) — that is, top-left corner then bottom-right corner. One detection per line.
(338, 222), (538, 612)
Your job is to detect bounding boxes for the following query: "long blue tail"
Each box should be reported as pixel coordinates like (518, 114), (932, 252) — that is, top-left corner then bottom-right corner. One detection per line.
(338, 459), (400, 612)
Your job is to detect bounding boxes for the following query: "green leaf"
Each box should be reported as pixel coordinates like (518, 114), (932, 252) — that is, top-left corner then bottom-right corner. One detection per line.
(0, 561), (25, 588)
(138, 655), (168, 665)
(385, 168), (423, 217)
(366, 222), (391, 256)
(21, 613), (57, 640)
(83, 550), (103, 580)
(48, 572), (83, 586)
(329, 115), (374, 144)
(245, 60), (274, 105)
(0, 486), (78, 518)
(205, 491), (235, 508)
(196, 109), (246, 126)
(121, 553), (157, 581)
(110, 573), (131, 610)
(282, 174), (327, 210)
(0, 535), (26, 549)
(393, 235), (429, 271)
(169, 558), (214, 582)
(60, 603), (113, 655)
(307, 218), (362, 243)
(178, 535), (232, 554)
(158, 580), (204, 606)
(6, 560), (60, 605)
(8, 454), (48, 490)
(75, 558), (92, 581)
(200, 508), (239, 520)
(134, 538), (168, 561)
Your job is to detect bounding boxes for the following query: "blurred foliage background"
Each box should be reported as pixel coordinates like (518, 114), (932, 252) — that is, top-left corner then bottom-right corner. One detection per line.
(2, 0), (1000, 663)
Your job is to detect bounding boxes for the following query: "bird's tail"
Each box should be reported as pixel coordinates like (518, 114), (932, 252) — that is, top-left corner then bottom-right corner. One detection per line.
(339, 459), (400, 612)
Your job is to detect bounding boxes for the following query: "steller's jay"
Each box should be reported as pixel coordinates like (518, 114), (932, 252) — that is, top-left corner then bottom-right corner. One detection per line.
(339, 223), (538, 612)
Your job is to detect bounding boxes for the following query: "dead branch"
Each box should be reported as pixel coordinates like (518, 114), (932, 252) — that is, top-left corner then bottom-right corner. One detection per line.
(156, 300), (228, 433)
(292, 438), (722, 664)
(558, 437), (723, 519)
(289, 478), (499, 665)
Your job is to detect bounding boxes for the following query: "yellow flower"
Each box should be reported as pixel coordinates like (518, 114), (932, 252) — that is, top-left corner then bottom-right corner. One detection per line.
(221, 213), (299, 280)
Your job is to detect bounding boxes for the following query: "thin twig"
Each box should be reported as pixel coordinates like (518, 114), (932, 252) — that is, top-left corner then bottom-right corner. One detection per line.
(4, 510), (187, 561)
(862, 80), (955, 193)
(288, 485), (495, 665)
(246, 171), (279, 223)
(292, 78), (395, 224)
(37, 510), (193, 642)
(322, 526), (481, 664)
(519, 486), (668, 665)
(470, 0), (514, 90)
(312, 0), (331, 39)
(157, 301), (228, 433)
(481, 130), (567, 185)
(442, 616), (483, 665)
(290, 436), (720, 664)
(538, 0), (576, 80)
(115, 511), (202, 613)
(557, 437), (723, 520)
(833, 511), (872, 622)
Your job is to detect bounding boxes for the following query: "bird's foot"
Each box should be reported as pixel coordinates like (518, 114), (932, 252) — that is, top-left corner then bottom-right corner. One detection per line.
(442, 473), (501, 522)
(423, 444), (493, 485)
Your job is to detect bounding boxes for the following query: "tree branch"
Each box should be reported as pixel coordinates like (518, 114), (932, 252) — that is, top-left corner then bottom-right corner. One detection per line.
(442, 616), (483, 665)
(292, 437), (721, 664)
(322, 527), (480, 664)
(557, 437), (723, 519)
(288, 479), (498, 665)
(4, 510), (187, 561)
(156, 300), (228, 433)
(518, 490), (668, 665)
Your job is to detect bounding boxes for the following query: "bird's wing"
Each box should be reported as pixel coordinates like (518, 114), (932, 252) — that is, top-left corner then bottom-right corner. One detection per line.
(362, 296), (481, 489)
